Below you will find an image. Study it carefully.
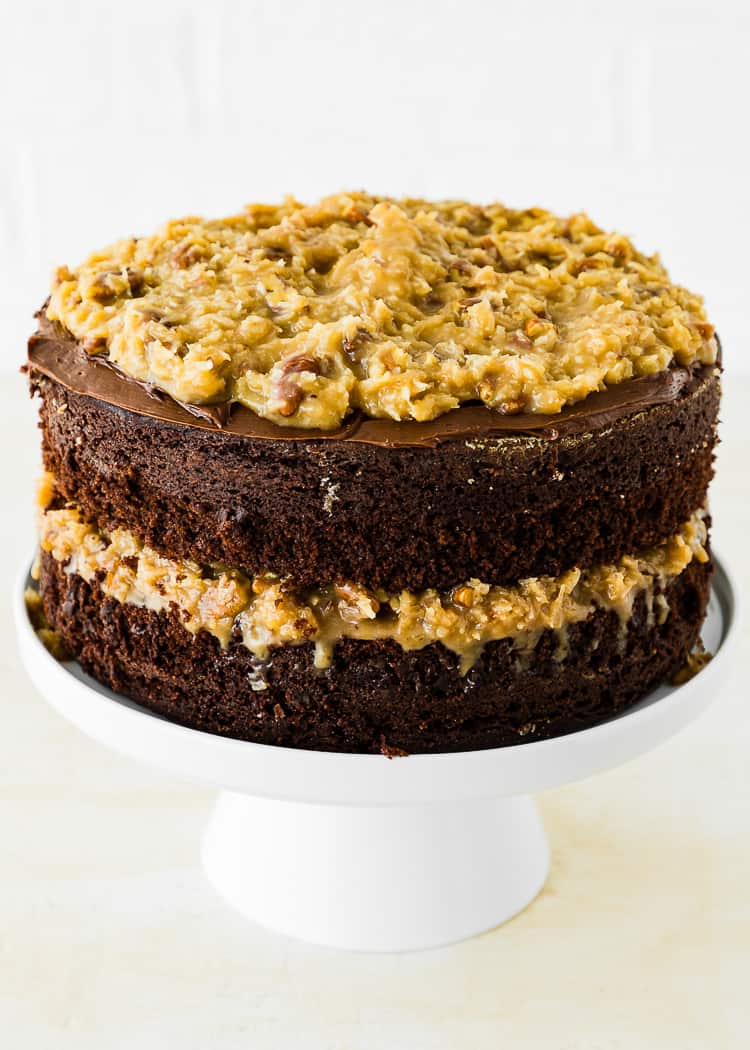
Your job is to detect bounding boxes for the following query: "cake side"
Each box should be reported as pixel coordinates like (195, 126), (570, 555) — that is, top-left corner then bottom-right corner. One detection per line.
(33, 476), (713, 756)
(34, 366), (719, 591)
(36, 487), (708, 672)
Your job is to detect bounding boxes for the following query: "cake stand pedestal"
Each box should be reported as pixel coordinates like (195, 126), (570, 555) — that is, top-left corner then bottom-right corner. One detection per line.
(202, 793), (548, 951)
(15, 559), (737, 952)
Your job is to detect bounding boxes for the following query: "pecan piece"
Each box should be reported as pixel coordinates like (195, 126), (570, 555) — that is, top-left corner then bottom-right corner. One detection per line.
(89, 267), (144, 303)
(451, 585), (476, 609)
(126, 268), (145, 297)
(478, 235), (500, 263)
(696, 322), (715, 341)
(448, 257), (473, 276)
(89, 271), (119, 304)
(574, 255), (608, 274)
(342, 202), (373, 225)
(334, 583), (380, 623)
(251, 574), (276, 595)
(272, 354), (319, 417)
(342, 329), (372, 362)
(507, 330), (534, 351)
(604, 235), (633, 263)
(171, 241), (205, 268)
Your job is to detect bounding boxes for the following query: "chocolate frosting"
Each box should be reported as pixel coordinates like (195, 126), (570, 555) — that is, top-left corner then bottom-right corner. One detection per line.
(27, 317), (715, 448)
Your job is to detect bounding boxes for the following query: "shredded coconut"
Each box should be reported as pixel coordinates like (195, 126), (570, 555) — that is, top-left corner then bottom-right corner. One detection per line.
(46, 194), (716, 430)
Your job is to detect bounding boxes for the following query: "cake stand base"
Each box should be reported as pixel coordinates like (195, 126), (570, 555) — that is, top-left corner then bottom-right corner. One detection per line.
(202, 792), (549, 951)
(15, 556), (737, 953)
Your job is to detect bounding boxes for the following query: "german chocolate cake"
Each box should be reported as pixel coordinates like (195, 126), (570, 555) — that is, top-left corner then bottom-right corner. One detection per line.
(26, 194), (720, 754)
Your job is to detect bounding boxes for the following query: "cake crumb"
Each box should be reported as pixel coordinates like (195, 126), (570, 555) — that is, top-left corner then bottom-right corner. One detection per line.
(247, 665), (268, 692)
(320, 476), (340, 515)
(24, 586), (71, 661)
(671, 642), (712, 684)
(379, 736), (410, 759)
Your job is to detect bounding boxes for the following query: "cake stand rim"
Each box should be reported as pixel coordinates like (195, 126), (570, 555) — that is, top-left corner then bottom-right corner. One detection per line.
(14, 554), (739, 806)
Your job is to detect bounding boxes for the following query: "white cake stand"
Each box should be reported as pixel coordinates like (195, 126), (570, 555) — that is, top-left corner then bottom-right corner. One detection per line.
(14, 558), (738, 952)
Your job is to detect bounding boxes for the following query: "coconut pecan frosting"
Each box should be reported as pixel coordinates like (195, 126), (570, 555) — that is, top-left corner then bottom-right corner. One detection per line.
(46, 193), (717, 429)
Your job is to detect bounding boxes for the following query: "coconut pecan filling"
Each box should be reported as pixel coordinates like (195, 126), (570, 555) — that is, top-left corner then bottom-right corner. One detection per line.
(36, 477), (708, 674)
(46, 193), (716, 429)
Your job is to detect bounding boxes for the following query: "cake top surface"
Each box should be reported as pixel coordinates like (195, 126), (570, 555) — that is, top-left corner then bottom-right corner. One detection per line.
(45, 192), (717, 430)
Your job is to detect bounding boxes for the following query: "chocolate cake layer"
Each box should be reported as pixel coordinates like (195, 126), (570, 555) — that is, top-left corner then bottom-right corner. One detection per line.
(38, 550), (712, 755)
(34, 361), (720, 591)
(38, 488), (707, 675)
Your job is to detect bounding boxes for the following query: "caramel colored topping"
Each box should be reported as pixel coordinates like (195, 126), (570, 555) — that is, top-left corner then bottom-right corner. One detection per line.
(46, 194), (716, 430)
(37, 476), (708, 673)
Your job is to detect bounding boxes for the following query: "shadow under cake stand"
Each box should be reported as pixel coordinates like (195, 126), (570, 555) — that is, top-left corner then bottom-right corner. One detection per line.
(15, 558), (738, 952)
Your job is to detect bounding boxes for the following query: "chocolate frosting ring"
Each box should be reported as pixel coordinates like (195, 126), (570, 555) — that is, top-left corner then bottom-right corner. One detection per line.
(27, 316), (718, 448)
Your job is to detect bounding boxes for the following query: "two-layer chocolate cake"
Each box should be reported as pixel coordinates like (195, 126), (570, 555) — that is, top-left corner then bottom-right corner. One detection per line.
(26, 194), (719, 754)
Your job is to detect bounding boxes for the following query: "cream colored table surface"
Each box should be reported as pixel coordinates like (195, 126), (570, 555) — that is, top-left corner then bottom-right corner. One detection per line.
(2, 374), (748, 1050)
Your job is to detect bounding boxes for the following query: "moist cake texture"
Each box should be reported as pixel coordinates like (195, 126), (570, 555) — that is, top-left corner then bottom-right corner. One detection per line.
(27, 193), (720, 754)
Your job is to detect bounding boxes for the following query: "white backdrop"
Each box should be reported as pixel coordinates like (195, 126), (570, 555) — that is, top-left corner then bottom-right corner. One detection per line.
(1, 0), (747, 374)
